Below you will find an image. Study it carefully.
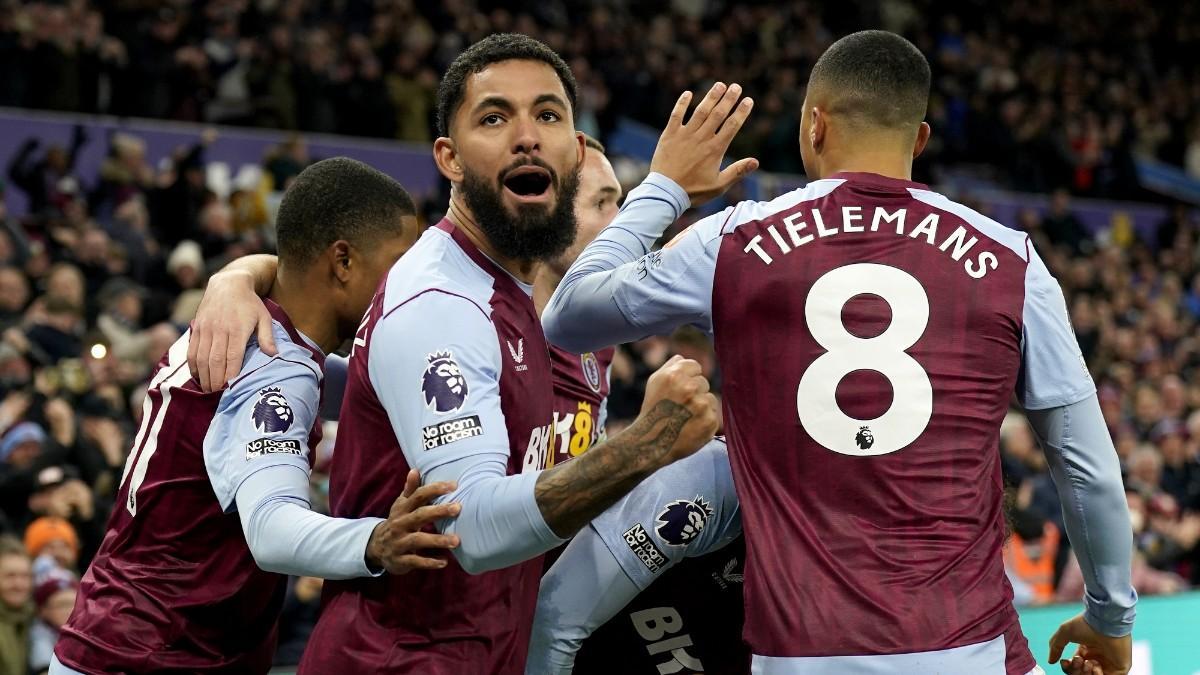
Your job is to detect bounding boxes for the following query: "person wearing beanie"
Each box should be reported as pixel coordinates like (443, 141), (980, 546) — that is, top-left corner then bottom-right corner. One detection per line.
(24, 516), (80, 577)
(0, 536), (33, 675)
(29, 573), (78, 675)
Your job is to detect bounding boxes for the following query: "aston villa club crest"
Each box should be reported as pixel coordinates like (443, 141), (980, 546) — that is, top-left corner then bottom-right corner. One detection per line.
(252, 387), (294, 433)
(422, 350), (469, 414)
(581, 352), (602, 393)
(655, 496), (714, 547)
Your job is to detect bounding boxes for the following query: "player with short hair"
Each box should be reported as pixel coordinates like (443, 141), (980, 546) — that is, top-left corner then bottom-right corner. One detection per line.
(188, 35), (720, 674)
(51, 158), (461, 675)
(543, 30), (1135, 675)
(530, 133), (620, 472)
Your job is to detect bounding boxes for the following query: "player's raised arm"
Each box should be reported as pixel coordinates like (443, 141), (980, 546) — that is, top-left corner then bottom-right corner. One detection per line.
(542, 82), (757, 353)
(526, 439), (740, 675)
(373, 294), (718, 574)
(1017, 246), (1135, 675)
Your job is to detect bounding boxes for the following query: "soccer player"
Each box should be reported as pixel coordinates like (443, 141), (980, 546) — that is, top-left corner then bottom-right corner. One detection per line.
(187, 34), (719, 674)
(543, 31), (1136, 675)
(527, 438), (746, 675)
(50, 158), (462, 675)
(529, 133), (619, 472)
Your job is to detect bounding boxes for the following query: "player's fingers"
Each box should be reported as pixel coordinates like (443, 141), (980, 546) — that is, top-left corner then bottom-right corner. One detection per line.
(672, 357), (703, 377)
(401, 469), (420, 499)
(716, 96), (755, 144)
(391, 553), (450, 574)
(222, 336), (244, 390)
(1048, 627), (1070, 664)
(193, 327), (213, 392)
(667, 91), (692, 129)
(397, 503), (461, 529)
(399, 531), (460, 552)
(716, 157), (760, 190)
(686, 82), (727, 129)
(690, 373), (711, 396)
(187, 321), (201, 381)
(401, 481), (458, 510)
(256, 306), (278, 356)
(700, 83), (743, 135)
(208, 331), (229, 394)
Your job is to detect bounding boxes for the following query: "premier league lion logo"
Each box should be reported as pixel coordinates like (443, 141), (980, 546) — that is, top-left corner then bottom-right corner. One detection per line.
(423, 350), (469, 413)
(252, 387), (293, 433)
(855, 426), (874, 450)
(655, 497), (714, 547)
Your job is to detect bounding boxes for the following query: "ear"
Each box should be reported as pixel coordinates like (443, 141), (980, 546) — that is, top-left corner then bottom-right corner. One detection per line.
(574, 130), (586, 165)
(810, 106), (826, 153)
(331, 240), (353, 284)
(433, 136), (463, 183)
(913, 121), (932, 159)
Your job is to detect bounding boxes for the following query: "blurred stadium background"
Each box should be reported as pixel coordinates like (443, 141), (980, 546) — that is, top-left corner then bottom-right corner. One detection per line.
(0, 0), (1198, 673)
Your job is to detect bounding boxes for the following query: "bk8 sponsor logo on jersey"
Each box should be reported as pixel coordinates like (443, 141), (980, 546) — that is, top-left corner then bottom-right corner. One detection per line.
(522, 402), (600, 472)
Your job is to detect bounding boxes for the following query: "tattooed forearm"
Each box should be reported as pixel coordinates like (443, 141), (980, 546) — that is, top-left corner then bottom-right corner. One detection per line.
(534, 399), (692, 538)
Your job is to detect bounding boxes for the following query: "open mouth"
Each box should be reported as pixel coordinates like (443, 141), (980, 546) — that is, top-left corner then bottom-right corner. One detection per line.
(503, 166), (552, 199)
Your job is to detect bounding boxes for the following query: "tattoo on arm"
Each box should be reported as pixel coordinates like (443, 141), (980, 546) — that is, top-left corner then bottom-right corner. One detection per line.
(534, 399), (692, 538)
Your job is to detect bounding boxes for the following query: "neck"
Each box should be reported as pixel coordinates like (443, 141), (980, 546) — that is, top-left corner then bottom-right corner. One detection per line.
(532, 264), (562, 317)
(446, 194), (539, 283)
(269, 266), (340, 353)
(820, 140), (914, 182)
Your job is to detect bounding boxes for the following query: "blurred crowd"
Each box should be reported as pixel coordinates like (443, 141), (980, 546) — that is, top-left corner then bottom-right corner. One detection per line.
(0, 0), (1196, 671)
(2, 0), (1200, 196)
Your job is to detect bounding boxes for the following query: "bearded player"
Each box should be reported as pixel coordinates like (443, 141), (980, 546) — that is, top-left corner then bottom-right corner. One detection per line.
(51, 159), (463, 675)
(544, 31), (1135, 675)
(188, 34), (720, 674)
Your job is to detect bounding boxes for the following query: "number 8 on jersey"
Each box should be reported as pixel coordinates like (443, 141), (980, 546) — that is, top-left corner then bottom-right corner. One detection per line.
(797, 263), (933, 456)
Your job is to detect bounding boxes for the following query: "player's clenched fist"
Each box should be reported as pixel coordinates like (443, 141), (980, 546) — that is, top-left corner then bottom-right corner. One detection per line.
(640, 355), (720, 464)
(365, 469), (462, 575)
(649, 81), (758, 206)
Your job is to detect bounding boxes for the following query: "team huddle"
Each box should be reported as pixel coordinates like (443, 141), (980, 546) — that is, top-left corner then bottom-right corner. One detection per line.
(48, 30), (1136, 675)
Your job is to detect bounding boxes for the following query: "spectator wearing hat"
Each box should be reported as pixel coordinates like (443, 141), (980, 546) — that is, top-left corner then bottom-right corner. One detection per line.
(165, 240), (205, 326)
(0, 535), (33, 675)
(22, 463), (105, 570)
(28, 572), (77, 675)
(23, 516), (79, 579)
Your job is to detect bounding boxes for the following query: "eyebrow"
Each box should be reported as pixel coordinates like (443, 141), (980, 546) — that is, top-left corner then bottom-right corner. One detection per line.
(472, 96), (516, 116)
(533, 93), (569, 109)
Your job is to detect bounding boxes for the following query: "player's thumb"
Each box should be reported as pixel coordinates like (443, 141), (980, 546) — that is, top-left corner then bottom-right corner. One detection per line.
(256, 307), (278, 356)
(718, 157), (760, 188)
(1048, 624), (1073, 664)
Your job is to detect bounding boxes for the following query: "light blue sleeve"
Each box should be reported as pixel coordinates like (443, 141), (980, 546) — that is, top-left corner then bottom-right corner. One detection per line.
(1018, 246), (1096, 409)
(542, 173), (726, 353)
(527, 530), (641, 675)
(235, 463), (383, 579)
(368, 291), (510, 474)
(588, 439), (740, 590)
(370, 291), (564, 574)
(1026, 396), (1136, 637)
(204, 335), (321, 512)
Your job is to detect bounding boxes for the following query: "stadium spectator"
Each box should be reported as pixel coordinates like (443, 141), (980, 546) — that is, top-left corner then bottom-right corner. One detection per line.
(0, 535), (33, 675)
(28, 573), (77, 675)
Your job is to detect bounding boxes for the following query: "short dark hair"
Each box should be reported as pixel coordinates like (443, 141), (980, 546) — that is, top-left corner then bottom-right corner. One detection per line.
(436, 33), (578, 137)
(582, 133), (605, 154)
(808, 30), (930, 130)
(275, 157), (416, 265)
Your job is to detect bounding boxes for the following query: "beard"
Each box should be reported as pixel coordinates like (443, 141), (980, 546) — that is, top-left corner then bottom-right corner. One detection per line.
(461, 158), (580, 263)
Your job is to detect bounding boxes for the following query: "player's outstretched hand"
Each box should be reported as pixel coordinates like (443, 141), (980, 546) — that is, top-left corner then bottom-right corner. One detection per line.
(639, 355), (720, 465)
(366, 469), (462, 575)
(187, 269), (276, 392)
(650, 81), (758, 207)
(1049, 613), (1132, 675)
